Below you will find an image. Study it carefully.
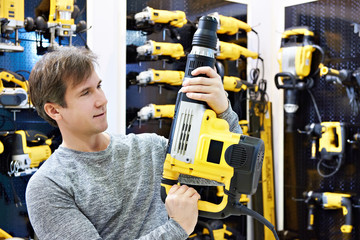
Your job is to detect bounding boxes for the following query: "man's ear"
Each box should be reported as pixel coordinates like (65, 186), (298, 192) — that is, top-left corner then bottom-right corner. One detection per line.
(44, 103), (62, 121)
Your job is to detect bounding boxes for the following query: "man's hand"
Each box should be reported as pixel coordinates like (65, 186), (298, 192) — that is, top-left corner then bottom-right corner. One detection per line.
(165, 184), (200, 235)
(181, 66), (228, 115)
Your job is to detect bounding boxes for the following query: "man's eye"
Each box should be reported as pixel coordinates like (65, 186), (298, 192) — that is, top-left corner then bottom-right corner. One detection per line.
(81, 91), (89, 96)
(97, 84), (102, 89)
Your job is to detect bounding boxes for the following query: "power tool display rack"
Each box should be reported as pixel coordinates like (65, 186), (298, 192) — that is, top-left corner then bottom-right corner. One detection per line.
(0, 0), (87, 238)
(282, 1), (360, 239)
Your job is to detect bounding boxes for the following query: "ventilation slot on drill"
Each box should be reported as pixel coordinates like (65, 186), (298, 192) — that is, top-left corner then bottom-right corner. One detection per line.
(175, 109), (193, 155)
(229, 145), (247, 168)
(256, 145), (265, 171)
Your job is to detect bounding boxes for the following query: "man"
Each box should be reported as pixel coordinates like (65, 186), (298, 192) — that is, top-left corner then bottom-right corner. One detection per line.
(26, 46), (241, 239)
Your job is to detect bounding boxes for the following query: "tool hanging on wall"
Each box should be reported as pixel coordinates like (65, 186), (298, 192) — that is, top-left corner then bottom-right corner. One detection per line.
(160, 15), (279, 240)
(127, 69), (258, 94)
(131, 69), (184, 86)
(0, 69), (30, 108)
(24, 0), (87, 54)
(299, 121), (346, 177)
(127, 68), (184, 94)
(320, 65), (360, 116)
(216, 41), (258, 61)
(347, 132), (360, 148)
(135, 103), (175, 128)
(132, 6), (187, 40)
(209, 12), (251, 36)
(223, 76), (258, 93)
(303, 191), (354, 238)
(275, 27), (324, 132)
(0, 130), (52, 177)
(136, 40), (186, 62)
(0, 0), (24, 52)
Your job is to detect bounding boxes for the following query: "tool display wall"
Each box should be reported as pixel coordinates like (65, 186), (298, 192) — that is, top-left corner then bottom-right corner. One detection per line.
(0, 0), (86, 238)
(126, 0), (249, 138)
(282, 1), (360, 239)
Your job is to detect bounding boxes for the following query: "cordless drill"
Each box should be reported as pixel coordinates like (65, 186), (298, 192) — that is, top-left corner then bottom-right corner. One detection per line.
(160, 15), (278, 240)
(304, 191), (353, 236)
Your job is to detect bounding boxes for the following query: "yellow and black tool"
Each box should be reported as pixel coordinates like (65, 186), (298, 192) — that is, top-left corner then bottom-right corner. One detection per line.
(300, 121), (346, 177)
(160, 15), (279, 240)
(134, 6), (187, 28)
(275, 27), (324, 132)
(299, 123), (323, 160)
(320, 65), (360, 116)
(137, 103), (175, 122)
(0, 130), (52, 177)
(136, 40), (186, 61)
(209, 12), (251, 35)
(24, 0), (86, 52)
(304, 191), (353, 238)
(223, 76), (258, 92)
(0, 0), (24, 52)
(0, 69), (29, 107)
(216, 41), (258, 61)
(133, 69), (184, 86)
(134, 6), (187, 39)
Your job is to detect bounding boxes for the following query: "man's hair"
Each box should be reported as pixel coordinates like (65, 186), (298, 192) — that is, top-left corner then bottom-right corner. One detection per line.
(29, 46), (97, 127)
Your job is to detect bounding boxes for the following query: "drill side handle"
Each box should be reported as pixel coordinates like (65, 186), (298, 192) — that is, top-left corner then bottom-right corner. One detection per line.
(275, 72), (313, 90)
(160, 178), (178, 203)
(341, 197), (353, 234)
(307, 204), (315, 231)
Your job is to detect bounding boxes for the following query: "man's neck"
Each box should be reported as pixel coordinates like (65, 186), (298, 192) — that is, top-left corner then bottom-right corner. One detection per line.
(61, 132), (110, 152)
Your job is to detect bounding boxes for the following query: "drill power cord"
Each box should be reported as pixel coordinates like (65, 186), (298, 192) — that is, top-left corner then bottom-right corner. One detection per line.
(233, 203), (279, 240)
(317, 156), (343, 178)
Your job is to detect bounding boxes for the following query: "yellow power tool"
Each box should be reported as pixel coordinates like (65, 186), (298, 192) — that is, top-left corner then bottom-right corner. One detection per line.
(275, 26), (324, 132)
(24, 0), (86, 52)
(0, 69), (29, 107)
(134, 6), (187, 29)
(0, 0), (24, 52)
(134, 69), (184, 86)
(0, 130), (52, 177)
(223, 76), (259, 92)
(300, 121), (346, 177)
(304, 191), (353, 237)
(320, 65), (360, 116)
(216, 41), (258, 61)
(137, 103), (175, 122)
(209, 12), (251, 35)
(136, 40), (186, 61)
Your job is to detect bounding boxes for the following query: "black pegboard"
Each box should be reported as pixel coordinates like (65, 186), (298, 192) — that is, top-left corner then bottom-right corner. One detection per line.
(0, 0), (87, 238)
(283, 1), (360, 239)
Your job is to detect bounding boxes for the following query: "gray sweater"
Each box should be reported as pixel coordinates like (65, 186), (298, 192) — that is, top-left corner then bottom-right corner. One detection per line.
(26, 106), (241, 240)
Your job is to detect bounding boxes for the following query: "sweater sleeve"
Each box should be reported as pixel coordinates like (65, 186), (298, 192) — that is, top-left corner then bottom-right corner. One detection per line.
(136, 219), (188, 240)
(217, 100), (242, 134)
(26, 171), (189, 240)
(26, 173), (103, 240)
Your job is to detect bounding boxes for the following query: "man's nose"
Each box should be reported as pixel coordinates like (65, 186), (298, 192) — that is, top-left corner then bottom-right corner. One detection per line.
(95, 90), (108, 107)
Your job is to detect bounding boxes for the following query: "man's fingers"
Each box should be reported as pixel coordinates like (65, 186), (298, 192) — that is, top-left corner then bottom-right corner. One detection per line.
(168, 184), (180, 194)
(168, 184), (200, 199)
(191, 66), (218, 78)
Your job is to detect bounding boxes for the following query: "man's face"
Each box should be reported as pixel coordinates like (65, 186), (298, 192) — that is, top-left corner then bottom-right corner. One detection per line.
(59, 70), (108, 136)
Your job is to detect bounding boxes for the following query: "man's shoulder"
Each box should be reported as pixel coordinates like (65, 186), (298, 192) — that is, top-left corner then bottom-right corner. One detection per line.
(112, 132), (167, 145)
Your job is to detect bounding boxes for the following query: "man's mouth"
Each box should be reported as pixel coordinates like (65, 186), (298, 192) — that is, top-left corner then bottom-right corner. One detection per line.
(94, 112), (106, 118)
